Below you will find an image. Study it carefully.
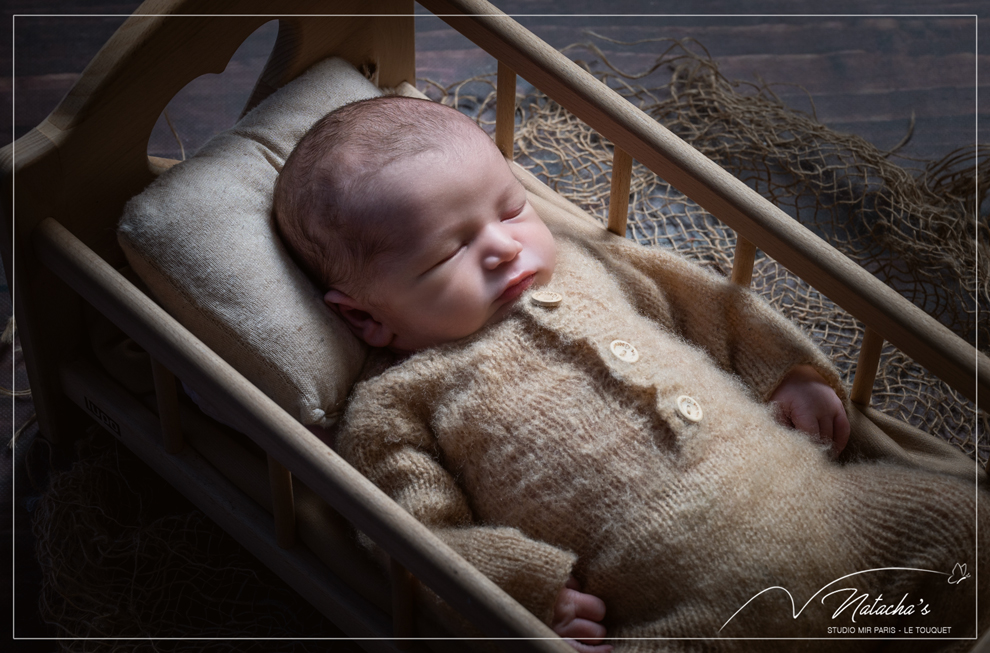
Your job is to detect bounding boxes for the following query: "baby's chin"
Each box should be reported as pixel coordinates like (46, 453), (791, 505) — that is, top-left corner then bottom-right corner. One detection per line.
(484, 302), (520, 331)
(485, 274), (550, 328)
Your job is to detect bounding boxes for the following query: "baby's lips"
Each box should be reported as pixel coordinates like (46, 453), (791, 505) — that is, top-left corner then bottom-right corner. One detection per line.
(497, 272), (536, 303)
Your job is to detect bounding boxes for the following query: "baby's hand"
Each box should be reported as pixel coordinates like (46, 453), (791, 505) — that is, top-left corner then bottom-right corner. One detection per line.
(552, 576), (612, 653)
(770, 365), (850, 456)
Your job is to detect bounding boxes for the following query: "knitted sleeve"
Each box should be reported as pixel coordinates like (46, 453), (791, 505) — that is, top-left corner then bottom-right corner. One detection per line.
(600, 235), (846, 402)
(336, 372), (578, 625)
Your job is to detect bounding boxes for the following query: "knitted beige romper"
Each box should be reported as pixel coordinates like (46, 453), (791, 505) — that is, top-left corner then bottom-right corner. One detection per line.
(338, 224), (987, 652)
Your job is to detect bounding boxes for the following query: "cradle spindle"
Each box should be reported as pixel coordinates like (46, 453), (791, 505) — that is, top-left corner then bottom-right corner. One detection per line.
(496, 60), (517, 159)
(730, 237), (757, 287)
(607, 146), (633, 237)
(150, 357), (184, 454)
(851, 326), (885, 406)
(390, 557), (418, 648)
(267, 455), (297, 549)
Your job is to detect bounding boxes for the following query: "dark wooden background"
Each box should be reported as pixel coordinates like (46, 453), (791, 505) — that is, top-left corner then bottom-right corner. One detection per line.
(3, 0), (988, 649)
(5, 1), (988, 159)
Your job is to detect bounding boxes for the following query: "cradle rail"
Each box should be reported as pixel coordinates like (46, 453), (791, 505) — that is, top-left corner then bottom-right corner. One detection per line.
(34, 216), (571, 652)
(420, 0), (990, 412)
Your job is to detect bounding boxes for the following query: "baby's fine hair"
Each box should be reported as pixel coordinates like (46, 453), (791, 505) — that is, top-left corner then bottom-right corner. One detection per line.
(273, 95), (485, 295)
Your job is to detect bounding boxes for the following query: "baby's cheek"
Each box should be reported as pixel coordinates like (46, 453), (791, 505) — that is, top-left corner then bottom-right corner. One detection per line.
(436, 284), (491, 337)
(532, 223), (558, 271)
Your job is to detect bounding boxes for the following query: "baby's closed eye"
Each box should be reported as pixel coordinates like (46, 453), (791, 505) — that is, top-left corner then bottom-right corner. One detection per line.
(420, 243), (466, 275)
(501, 203), (526, 221)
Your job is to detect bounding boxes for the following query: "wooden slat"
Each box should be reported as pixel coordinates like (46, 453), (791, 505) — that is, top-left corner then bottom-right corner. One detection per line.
(390, 558), (417, 649)
(150, 356), (184, 454)
(495, 60), (517, 159)
(268, 454), (297, 549)
(851, 327), (885, 407)
(417, 0), (989, 412)
(33, 217), (571, 653)
(606, 146), (632, 237)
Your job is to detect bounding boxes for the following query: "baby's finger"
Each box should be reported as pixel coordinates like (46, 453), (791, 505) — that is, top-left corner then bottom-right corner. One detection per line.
(553, 588), (590, 626)
(563, 638), (613, 653)
(770, 401), (792, 428)
(831, 410), (850, 456)
(555, 618), (607, 642)
(571, 590), (607, 623)
(817, 413), (833, 447)
(790, 411), (819, 439)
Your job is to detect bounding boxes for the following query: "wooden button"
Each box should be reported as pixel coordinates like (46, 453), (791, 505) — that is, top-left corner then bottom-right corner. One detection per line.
(609, 339), (639, 363)
(531, 290), (563, 307)
(676, 395), (703, 422)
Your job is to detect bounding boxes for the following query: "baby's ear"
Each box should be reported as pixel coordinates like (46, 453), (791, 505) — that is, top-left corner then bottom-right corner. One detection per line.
(324, 289), (394, 348)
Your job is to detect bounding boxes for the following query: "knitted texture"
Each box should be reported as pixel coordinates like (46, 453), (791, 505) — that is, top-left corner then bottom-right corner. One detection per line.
(337, 191), (987, 650)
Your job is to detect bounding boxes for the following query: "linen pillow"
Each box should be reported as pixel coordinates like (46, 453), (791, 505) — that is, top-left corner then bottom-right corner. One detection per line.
(119, 57), (380, 427)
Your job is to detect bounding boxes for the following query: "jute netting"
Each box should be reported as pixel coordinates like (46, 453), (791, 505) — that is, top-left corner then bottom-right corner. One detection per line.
(33, 37), (986, 648)
(423, 36), (988, 466)
(32, 429), (359, 650)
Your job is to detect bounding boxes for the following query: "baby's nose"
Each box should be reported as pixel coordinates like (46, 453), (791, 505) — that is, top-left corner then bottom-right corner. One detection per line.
(482, 226), (522, 269)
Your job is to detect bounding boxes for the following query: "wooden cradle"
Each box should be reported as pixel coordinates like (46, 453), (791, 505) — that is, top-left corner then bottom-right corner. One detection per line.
(3, 0), (988, 650)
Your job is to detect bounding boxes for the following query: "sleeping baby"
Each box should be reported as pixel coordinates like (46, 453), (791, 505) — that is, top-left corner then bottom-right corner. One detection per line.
(273, 96), (987, 651)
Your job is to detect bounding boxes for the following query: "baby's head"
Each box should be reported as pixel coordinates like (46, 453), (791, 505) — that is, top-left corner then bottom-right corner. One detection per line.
(274, 96), (556, 352)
